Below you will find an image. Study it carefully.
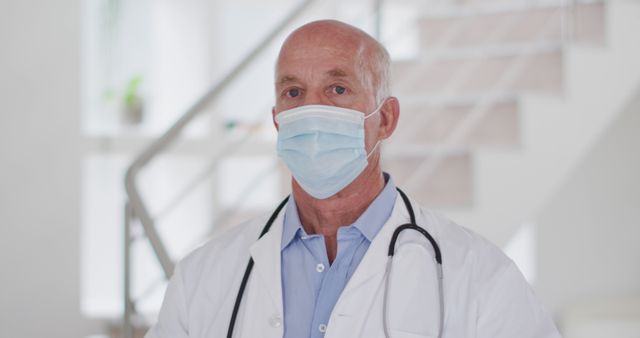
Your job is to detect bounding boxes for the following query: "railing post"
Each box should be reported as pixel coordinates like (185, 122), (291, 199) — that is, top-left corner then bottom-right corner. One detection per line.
(374, 0), (383, 40)
(561, 0), (576, 44)
(124, 201), (134, 338)
(123, 0), (317, 283)
(120, 1), (317, 333)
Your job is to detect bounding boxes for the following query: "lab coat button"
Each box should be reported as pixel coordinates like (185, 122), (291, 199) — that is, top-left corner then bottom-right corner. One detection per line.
(316, 263), (325, 272)
(268, 314), (282, 328)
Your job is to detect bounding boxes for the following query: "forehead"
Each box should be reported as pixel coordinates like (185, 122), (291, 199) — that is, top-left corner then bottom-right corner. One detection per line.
(275, 32), (368, 84)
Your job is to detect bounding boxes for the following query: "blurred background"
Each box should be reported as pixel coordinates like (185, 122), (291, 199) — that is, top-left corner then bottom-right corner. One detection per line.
(1, 0), (639, 337)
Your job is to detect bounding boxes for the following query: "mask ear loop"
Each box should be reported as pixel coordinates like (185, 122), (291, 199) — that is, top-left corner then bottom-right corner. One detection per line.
(365, 99), (386, 159)
(364, 99), (386, 119)
(366, 141), (381, 159)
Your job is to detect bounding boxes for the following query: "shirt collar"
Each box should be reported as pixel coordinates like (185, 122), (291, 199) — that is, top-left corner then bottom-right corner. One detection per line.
(281, 173), (397, 250)
(281, 194), (303, 250)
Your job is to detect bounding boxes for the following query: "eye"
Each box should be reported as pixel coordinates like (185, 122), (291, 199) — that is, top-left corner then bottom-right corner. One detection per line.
(286, 88), (300, 98)
(333, 85), (346, 95)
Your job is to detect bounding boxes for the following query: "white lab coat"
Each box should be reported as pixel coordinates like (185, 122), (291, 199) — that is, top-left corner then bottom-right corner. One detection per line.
(146, 192), (561, 338)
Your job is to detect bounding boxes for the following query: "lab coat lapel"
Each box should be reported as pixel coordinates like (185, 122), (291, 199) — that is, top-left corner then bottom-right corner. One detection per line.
(342, 192), (408, 293)
(326, 192), (411, 336)
(246, 211), (285, 325)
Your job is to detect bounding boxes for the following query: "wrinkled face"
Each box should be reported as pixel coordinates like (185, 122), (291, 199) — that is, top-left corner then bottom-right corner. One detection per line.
(273, 24), (382, 152)
(273, 28), (378, 117)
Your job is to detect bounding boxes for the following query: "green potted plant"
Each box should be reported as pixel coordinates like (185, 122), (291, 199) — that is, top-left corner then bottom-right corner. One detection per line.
(120, 75), (144, 125)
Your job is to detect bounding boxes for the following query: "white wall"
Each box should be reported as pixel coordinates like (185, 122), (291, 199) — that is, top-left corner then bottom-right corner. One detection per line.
(535, 87), (640, 317)
(0, 1), (99, 337)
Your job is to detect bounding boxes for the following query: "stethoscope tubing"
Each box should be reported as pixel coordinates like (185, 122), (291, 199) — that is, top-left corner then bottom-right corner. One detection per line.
(385, 188), (444, 338)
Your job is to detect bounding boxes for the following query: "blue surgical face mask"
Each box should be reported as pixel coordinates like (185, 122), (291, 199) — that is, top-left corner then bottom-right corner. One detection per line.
(275, 102), (383, 199)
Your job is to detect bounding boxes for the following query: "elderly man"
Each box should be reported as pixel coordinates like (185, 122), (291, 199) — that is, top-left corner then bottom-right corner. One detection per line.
(146, 20), (561, 338)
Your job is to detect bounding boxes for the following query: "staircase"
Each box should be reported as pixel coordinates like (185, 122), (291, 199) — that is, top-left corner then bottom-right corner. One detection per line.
(386, 0), (603, 209)
(384, 0), (640, 247)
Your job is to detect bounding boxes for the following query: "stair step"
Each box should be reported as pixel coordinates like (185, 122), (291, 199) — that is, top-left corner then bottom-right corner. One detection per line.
(392, 50), (563, 96)
(572, 2), (606, 44)
(418, 2), (605, 49)
(108, 322), (148, 338)
(410, 41), (563, 62)
(384, 151), (473, 208)
(388, 99), (520, 147)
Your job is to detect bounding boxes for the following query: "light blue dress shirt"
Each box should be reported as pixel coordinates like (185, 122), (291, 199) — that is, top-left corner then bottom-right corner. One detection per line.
(280, 174), (397, 338)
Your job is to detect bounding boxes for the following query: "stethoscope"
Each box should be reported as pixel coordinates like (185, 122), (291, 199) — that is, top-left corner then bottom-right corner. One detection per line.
(227, 188), (444, 338)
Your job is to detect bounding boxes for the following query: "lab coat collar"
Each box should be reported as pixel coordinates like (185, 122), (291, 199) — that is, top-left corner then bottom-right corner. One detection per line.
(249, 209), (286, 316)
(280, 194), (301, 251)
(325, 191), (413, 336)
(338, 190), (407, 295)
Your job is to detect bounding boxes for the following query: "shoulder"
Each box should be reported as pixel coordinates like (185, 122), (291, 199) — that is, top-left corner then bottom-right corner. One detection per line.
(417, 206), (509, 261)
(415, 205), (517, 290)
(175, 213), (271, 285)
(414, 208), (560, 336)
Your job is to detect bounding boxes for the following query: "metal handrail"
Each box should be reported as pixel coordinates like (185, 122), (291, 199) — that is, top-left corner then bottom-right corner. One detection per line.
(123, 0), (316, 279)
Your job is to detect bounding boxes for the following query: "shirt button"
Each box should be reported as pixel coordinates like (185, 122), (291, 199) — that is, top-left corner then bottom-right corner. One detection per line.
(268, 314), (282, 328)
(316, 263), (325, 272)
(318, 323), (327, 333)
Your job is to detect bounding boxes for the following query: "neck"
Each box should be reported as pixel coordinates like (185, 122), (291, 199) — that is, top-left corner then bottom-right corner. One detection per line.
(291, 165), (385, 263)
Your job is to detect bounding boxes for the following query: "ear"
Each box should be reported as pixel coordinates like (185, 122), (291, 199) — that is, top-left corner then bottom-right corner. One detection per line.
(272, 106), (279, 131)
(377, 97), (400, 140)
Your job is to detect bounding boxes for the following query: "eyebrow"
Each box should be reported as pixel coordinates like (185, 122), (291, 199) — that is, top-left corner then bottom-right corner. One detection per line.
(276, 68), (351, 87)
(326, 68), (349, 77)
(326, 68), (348, 78)
(278, 75), (298, 86)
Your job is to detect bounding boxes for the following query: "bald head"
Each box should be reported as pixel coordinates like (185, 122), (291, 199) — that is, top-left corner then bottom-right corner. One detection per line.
(275, 20), (390, 104)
